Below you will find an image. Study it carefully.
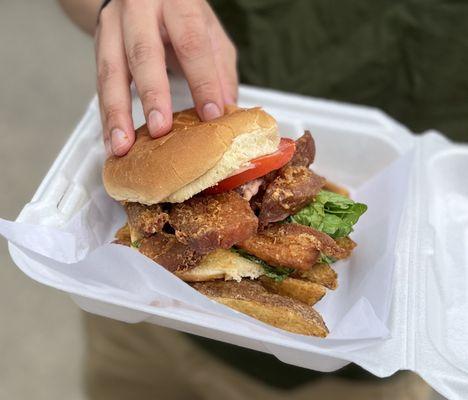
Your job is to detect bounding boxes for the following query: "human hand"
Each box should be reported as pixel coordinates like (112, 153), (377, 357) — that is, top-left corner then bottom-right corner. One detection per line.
(95, 0), (238, 156)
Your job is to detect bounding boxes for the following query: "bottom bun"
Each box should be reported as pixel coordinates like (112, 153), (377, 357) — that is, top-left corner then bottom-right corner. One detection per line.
(176, 249), (264, 282)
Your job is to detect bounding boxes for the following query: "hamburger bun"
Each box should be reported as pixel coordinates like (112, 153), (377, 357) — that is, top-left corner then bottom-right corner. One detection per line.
(103, 106), (280, 204)
(176, 248), (264, 282)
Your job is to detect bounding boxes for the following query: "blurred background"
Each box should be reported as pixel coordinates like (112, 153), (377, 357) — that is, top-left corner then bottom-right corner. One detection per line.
(0, 1), (94, 399)
(0, 1), (457, 399)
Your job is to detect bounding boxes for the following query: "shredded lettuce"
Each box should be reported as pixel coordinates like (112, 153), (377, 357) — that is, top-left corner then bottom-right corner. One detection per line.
(261, 264), (295, 282)
(317, 253), (336, 265)
(290, 190), (367, 239)
(131, 240), (141, 249)
(231, 248), (293, 282)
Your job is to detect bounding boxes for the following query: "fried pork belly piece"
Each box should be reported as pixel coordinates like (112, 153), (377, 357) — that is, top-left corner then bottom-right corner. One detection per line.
(139, 232), (202, 273)
(335, 237), (357, 260)
(193, 280), (328, 337)
(238, 223), (347, 271)
(169, 191), (258, 254)
(296, 263), (338, 290)
(259, 276), (326, 306)
(124, 202), (169, 242)
(249, 132), (317, 214)
(286, 130), (316, 168)
(258, 165), (325, 226)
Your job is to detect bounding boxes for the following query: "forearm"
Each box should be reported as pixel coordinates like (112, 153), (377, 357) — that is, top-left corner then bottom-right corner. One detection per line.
(58, 0), (102, 35)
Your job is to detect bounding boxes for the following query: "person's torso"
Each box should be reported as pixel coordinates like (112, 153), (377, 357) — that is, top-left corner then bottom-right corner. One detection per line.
(210, 0), (468, 141)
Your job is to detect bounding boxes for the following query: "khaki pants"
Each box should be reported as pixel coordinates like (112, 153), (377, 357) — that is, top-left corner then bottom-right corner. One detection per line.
(84, 313), (431, 400)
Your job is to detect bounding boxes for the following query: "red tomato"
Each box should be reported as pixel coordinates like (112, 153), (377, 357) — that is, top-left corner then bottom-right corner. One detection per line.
(204, 138), (296, 194)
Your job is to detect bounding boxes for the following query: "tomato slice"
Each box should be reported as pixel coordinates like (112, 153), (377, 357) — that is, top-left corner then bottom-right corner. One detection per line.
(204, 138), (296, 195)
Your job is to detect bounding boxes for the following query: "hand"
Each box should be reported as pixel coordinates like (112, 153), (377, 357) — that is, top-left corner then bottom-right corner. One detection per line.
(95, 0), (238, 156)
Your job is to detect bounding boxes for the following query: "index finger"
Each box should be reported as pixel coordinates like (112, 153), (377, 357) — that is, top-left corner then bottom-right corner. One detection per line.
(163, 0), (224, 121)
(121, 1), (172, 138)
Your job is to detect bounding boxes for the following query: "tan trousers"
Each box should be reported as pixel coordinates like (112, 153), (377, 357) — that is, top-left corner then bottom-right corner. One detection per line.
(84, 313), (432, 400)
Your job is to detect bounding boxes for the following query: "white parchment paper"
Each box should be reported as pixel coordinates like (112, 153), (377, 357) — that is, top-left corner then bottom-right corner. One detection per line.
(0, 150), (413, 349)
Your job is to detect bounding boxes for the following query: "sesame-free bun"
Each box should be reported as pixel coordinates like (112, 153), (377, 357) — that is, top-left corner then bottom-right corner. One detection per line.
(102, 106), (280, 204)
(176, 248), (264, 282)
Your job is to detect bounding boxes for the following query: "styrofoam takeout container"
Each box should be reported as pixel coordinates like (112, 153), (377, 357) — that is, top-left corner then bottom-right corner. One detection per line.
(5, 79), (468, 399)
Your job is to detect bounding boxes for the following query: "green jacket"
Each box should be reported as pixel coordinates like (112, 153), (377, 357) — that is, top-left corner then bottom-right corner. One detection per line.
(189, 0), (467, 389)
(211, 0), (468, 141)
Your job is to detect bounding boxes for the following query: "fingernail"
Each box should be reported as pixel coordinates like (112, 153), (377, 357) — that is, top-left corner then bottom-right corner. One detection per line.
(148, 109), (165, 137)
(202, 102), (222, 121)
(111, 128), (128, 155)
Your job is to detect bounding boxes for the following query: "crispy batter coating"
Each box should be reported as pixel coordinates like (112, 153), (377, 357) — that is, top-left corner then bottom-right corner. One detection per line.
(249, 132), (316, 214)
(169, 191), (258, 254)
(139, 232), (202, 273)
(259, 166), (325, 226)
(286, 131), (316, 168)
(124, 202), (169, 242)
(238, 223), (347, 271)
(193, 280), (328, 337)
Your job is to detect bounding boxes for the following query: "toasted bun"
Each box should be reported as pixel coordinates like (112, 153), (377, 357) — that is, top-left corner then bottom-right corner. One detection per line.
(176, 249), (264, 282)
(103, 106), (280, 204)
(193, 280), (328, 337)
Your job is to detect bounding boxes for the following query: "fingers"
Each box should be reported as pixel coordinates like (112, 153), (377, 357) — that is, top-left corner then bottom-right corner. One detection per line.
(96, 5), (134, 156)
(203, 2), (238, 105)
(209, 25), (238, 105)
(163, 0), (224, 121)
(95, 0), (238, 157)
(121, 0), (172, 138)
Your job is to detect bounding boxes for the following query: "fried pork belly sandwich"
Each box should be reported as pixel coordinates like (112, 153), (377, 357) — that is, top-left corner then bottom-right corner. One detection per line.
(103, 106), (367, 337)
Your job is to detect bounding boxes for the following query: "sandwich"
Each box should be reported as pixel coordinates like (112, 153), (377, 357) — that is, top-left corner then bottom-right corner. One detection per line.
(103, 106), (367, 337)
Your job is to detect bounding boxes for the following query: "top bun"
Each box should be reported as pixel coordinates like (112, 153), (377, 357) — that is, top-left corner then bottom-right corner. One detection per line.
(102, 106), (280, 204)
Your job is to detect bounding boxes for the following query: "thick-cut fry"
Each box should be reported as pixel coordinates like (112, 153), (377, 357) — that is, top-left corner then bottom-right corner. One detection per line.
(259, 276), (326, 306)
(113, 224), (131, 246)
(298, 263), (338, 290)
(335, 236), (357, 260)
(323, 180), (350, 197)
(193, 280), (328, 337)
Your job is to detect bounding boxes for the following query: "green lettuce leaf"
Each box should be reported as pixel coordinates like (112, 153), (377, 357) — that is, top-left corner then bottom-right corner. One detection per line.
(317, 253), (336, 265)
(261, 264), (295, 282)
(290, 190), (367, 239)
(131, 240), (142, 249)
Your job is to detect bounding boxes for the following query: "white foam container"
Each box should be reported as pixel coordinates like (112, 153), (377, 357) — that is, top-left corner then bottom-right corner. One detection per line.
(7, 80), (468, 399)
